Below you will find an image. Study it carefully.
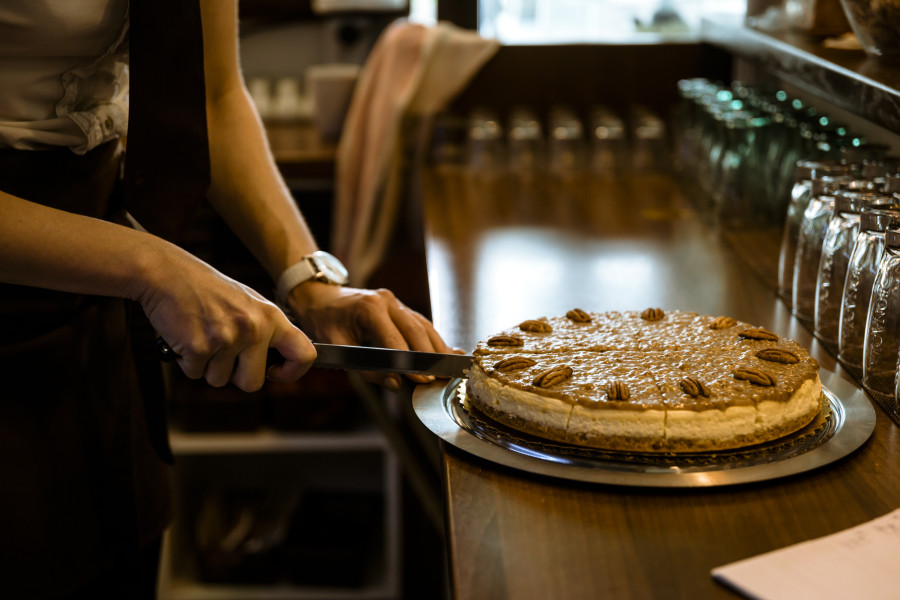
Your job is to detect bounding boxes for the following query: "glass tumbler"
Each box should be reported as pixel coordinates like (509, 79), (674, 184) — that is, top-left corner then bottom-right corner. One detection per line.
(792, 176), (860, 322)
(589, 106), (627, 175)
(507, 107), (543, 172)
(863, 229), (900, 404)
(814, 192), (874, 353)
(838, 202), (900, 378)
(466, 108), (505, 170)
(894, 349), (900, 418)
(777, 160), (855, 304)
(548, 105), (586, 172)
(885, 173), (900, 197)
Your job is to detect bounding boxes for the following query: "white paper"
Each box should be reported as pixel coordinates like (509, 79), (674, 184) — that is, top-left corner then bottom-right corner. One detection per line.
(712, 508), (900, 600)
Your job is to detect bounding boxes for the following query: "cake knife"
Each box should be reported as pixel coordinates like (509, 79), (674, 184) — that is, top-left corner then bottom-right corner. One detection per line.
(156, 337), (473, 378)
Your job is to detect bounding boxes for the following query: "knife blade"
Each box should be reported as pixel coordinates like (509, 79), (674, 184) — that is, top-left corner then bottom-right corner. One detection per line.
(155, 337), (472, 378)
(312, 343), (473, 378)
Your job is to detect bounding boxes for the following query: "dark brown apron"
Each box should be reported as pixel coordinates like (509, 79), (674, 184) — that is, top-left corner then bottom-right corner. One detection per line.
(0, 141), (173, 597)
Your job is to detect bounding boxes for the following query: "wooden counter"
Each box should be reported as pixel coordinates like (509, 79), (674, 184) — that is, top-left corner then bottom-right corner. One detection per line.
(419, 165), (900, 599)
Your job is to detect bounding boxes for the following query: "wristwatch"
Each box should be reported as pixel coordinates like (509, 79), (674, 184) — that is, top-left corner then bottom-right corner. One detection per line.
(276, 250), (349, 307)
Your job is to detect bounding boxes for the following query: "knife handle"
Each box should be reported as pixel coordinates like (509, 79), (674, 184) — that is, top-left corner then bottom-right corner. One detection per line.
(155, 337), (284, 367)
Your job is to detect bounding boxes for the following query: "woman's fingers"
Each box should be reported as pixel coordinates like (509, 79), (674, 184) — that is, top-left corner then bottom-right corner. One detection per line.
(263, 327), (317, 384)
(205, 348), (240, 388)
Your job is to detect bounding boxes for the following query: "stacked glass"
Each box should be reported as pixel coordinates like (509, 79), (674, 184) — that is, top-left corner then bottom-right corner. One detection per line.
(589, 106), (627, 175)
(507, 107), (544, 171)
(466, 108), (505, 170)
(715, 111), (773, 228)
(839, 202), (900, 378)
(548, 106), (586, 172)
(671, 79), (870, 233)
(792, 176), (866, 322)
(864, 228), (900, 405)
(814, 191), (883, 353)
(777, 160), (856, 305)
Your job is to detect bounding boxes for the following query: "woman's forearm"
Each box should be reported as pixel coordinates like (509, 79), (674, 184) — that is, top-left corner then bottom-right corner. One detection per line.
(0, 190), (316, 391)
(204, 85), (320, 280)
(0, 190), (165, 301)
(200, 0), (319, 282)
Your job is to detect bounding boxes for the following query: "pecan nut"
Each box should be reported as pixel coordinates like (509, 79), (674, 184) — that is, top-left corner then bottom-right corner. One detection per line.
(709, 316), (737, 330)
(519, 319), (552, 333)
(733, 367), (776, 386)
(566, 308), (592, 323)
(756, 348), (799, 364)
(607, 380), (631, 400)
(738, 328), (779, 342)
(641, 307), (665, 321)
(492, 356), (537, 373)
(679, 376), (710, 397)
(487, 334), (524, 347)
(532, 365), (573, 388)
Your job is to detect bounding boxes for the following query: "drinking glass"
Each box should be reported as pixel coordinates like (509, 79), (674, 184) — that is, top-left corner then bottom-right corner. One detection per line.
(548, 106), (586, 172)
(589, 106), (627, 175)
(792, 176), (861, 322)
(507, 107), (543, 171)
(882, 173), (900, 197)
(894, 348), (900, 418)
(629, 105), (667, 173)
(863, 229), (900, 404)
(715, 111), (772, 229)
(814, 191), (874, 352)
(466, 108), (505, 170)
(863, 158), (900, 180)
(840, 204), (900, 377)
(777, 160), (855, 303)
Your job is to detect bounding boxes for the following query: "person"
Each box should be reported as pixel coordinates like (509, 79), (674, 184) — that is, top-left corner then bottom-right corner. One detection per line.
(0, 1), (454, 597)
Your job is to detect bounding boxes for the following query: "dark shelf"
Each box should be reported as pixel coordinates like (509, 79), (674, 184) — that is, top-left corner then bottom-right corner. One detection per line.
(702, 16), (900, 136)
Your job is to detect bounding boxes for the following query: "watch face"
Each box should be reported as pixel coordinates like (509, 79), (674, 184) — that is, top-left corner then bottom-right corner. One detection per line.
(311, 251), (349, 285)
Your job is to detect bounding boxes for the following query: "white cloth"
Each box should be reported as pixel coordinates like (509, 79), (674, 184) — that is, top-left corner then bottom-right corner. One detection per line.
(332, 20), (500, 286)
(0, 0), (129, 154)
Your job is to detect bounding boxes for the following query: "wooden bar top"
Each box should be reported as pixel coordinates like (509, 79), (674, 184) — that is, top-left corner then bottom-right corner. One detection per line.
(419, 164), (900, 599)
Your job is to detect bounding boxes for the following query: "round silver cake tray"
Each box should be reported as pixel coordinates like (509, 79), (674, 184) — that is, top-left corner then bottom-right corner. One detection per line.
(412, 369), (876, 488)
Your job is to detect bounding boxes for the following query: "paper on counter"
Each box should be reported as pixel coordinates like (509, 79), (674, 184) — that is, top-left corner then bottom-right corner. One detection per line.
(712, 508), (900, 600)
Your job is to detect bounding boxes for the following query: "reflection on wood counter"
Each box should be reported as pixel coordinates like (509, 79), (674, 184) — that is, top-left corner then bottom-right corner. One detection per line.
(419, 164), (900, 599)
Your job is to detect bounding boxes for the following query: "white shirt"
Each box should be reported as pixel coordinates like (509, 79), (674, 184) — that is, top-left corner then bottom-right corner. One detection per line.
(0, 0), (129, 154)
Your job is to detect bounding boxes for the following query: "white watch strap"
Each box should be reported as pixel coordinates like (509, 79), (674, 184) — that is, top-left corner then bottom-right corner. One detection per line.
(275, 258), (317, 308)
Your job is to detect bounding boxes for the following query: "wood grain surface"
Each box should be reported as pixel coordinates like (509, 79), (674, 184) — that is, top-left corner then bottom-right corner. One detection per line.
(420, 164), (900, 599)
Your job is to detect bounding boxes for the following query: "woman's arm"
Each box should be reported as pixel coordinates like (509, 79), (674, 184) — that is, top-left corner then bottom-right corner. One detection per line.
(198, 1), (458, 389)
(199, 0), (316, 278)
(0, 189), (315, 391)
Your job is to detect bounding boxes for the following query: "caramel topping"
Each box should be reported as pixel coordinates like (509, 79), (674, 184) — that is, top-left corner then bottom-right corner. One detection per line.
(532, 365), (573, 388)
(487, 334), (524, 347)
(519, 319), (552, 333)
(493, 356), (537, 373)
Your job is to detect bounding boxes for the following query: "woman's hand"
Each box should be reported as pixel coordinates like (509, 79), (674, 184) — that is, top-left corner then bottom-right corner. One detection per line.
(285, 281), (459, 390)
(134, 245), (316, 392)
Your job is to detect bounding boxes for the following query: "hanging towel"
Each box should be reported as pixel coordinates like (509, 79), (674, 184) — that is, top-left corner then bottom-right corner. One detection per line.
(332, 20), (500, 286)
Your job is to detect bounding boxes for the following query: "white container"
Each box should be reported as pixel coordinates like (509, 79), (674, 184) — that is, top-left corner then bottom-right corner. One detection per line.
(306, 63), (361, 141)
